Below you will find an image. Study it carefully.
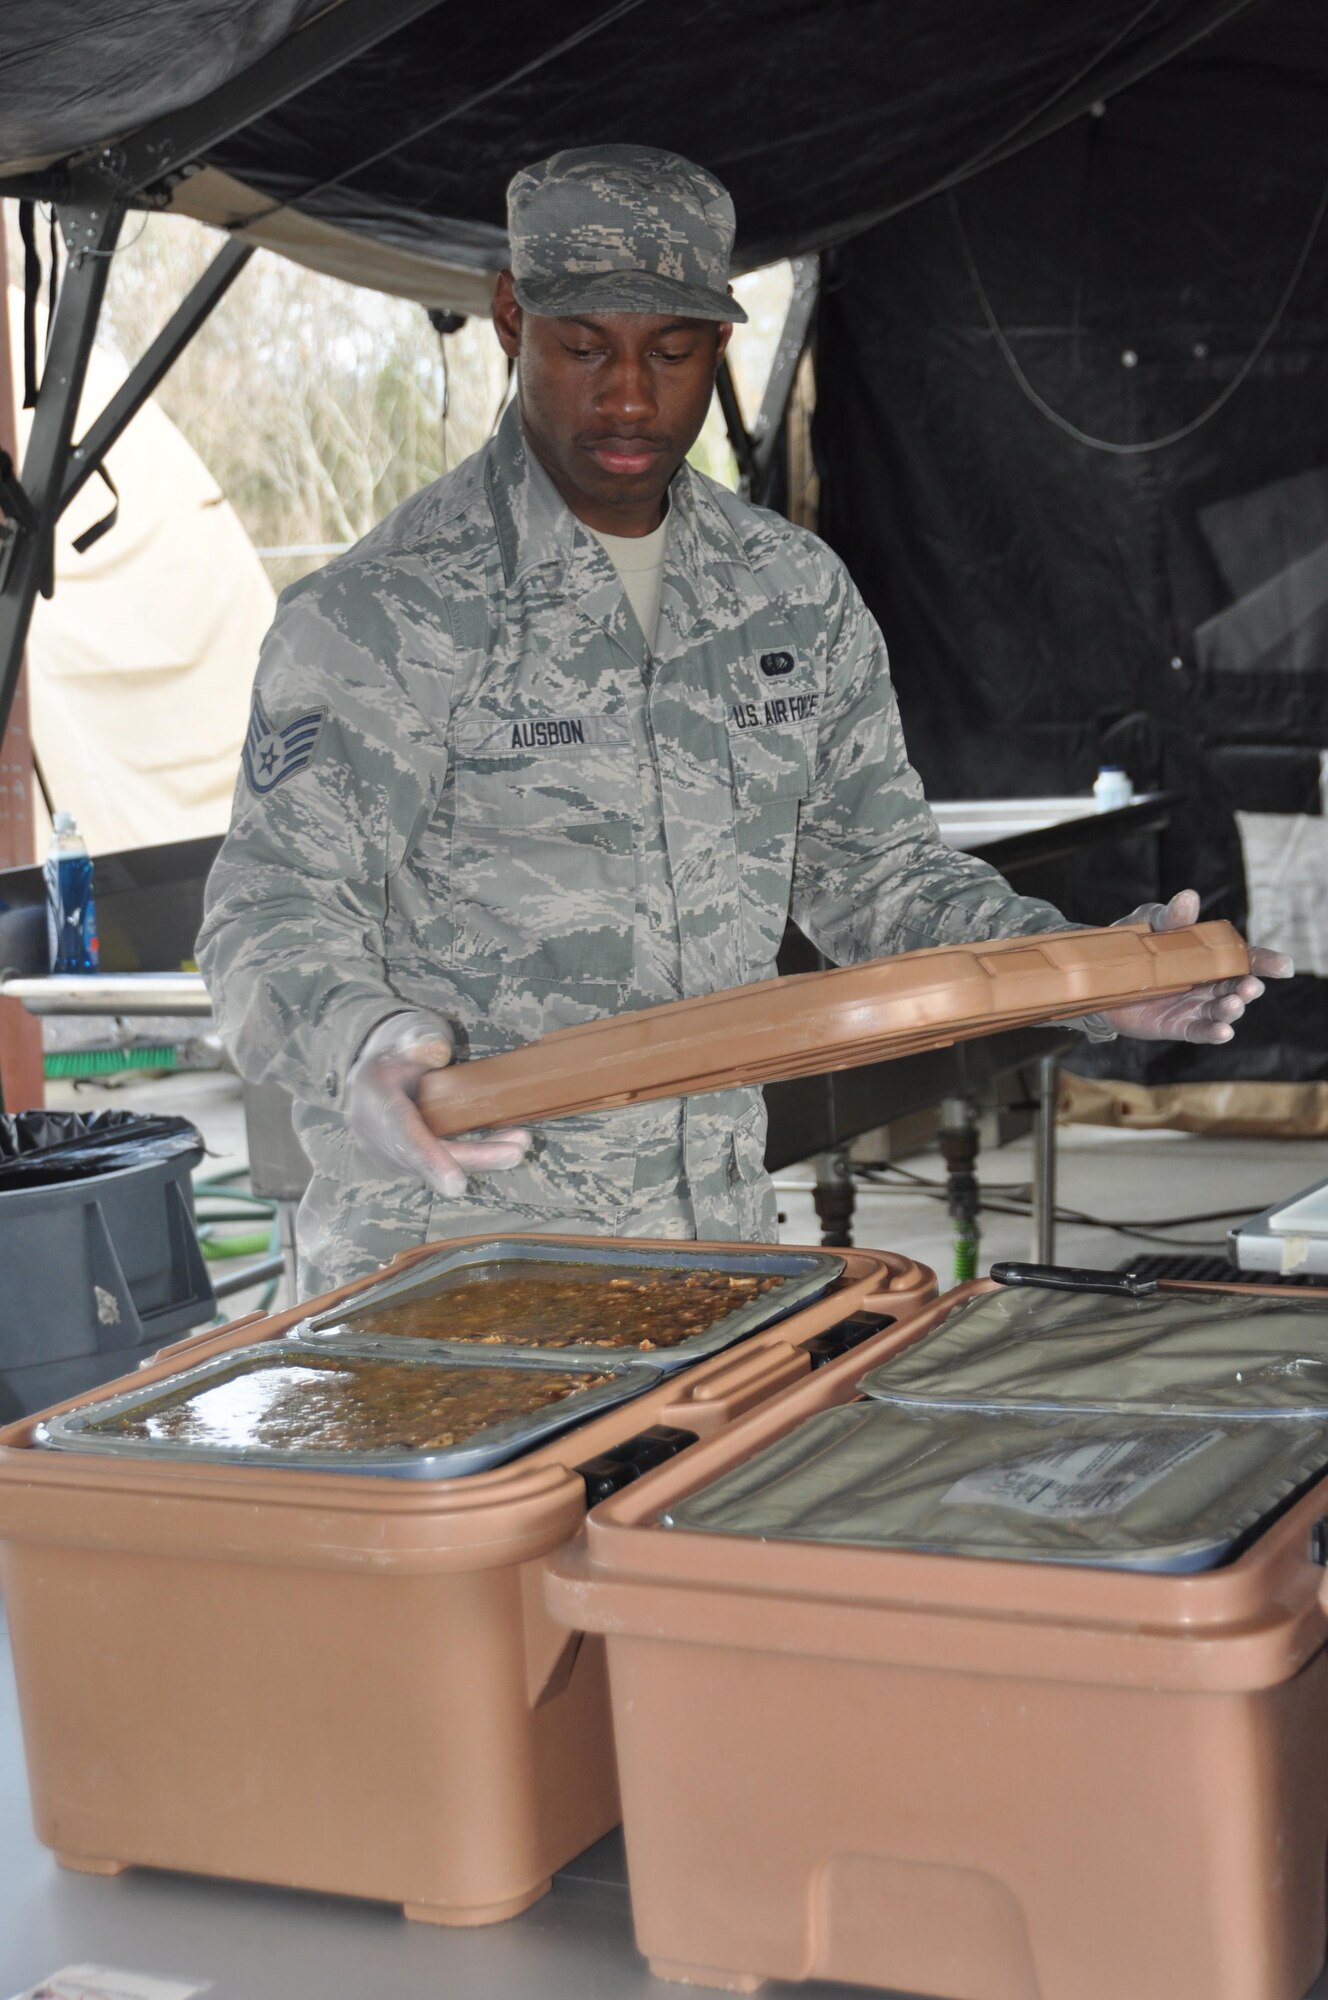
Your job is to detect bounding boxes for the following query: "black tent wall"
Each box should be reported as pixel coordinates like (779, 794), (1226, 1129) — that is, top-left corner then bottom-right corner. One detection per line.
(813, 0), (1328, 1080)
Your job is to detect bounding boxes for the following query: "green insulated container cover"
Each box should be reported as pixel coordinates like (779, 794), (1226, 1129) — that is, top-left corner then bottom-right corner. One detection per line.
(858, 1288), (1328, 1421)
(662, 1402), (1328, 1571)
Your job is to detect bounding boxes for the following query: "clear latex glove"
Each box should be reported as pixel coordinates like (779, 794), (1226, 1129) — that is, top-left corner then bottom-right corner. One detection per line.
(1099, 888), (1294, 1044)
(345, 1009), (532, 1198)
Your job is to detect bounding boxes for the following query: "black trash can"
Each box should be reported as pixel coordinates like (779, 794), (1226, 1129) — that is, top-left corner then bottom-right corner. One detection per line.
(0, 1111), (216, 1421)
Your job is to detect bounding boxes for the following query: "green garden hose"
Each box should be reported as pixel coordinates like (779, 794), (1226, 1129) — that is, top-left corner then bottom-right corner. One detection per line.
(199, 1227), (275, 1262)
(44, 1046), (181, 1079)
(194, 1173), (280, 1262)
(952, 1225), (979, 1284)
(192, 1168), (283, 1314)
(194, 1179), (273, 1206)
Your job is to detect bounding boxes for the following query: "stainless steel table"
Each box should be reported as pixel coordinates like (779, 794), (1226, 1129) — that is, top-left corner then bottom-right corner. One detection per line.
(0, 973), (212, 1016)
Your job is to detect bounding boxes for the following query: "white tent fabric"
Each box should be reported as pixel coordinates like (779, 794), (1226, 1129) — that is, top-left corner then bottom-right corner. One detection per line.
(10, 288), (273, 856)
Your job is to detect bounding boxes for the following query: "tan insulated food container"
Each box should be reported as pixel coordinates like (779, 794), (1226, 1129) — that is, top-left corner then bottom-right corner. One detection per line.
(419, 921), (1249, 1134)
(0, 1235), (933, 1927)
(546, 1276), (1328, 2000)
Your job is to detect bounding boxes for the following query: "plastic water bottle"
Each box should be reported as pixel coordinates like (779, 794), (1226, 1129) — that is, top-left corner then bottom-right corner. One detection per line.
(1092, 765), (1134, 813)
(45, 810), (99, 973)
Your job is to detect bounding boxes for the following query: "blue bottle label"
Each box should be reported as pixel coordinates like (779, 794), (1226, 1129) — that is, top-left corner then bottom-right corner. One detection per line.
(46, 851), (100, 972)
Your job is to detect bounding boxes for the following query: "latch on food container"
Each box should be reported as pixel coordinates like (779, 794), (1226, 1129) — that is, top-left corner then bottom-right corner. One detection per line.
(577, 1424), (699, 1506)
(801, 1310), (895, 1368)
(1307, 1520), (1328, 1620)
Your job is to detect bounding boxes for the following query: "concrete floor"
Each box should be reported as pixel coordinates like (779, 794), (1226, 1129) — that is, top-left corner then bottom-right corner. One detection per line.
(776, 1119), (1328, 1289)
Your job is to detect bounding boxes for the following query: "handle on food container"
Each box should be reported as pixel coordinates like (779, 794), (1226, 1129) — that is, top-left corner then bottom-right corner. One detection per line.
(658, 1340), (808, 1433)
(991, 1262), (1159, 1298)
(869, 1252), (937, 1301)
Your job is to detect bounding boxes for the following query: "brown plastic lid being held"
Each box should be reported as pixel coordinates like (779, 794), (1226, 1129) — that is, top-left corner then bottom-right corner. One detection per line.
(419, 922), (1249, 1137)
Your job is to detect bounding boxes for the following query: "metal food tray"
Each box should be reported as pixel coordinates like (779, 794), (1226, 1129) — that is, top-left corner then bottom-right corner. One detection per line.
(37, 1340), (664, 1481)
(298, 1237), (846, 1373)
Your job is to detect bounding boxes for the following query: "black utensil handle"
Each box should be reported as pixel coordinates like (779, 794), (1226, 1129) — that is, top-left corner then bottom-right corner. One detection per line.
(990, 1262), (1158, 1298)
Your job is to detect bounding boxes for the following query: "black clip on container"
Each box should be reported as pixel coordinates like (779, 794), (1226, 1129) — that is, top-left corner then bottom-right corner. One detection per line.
(575, 1313), (901, 1502)
(577, 1425), (699, 1507)
(802, 1309), (895, 1369)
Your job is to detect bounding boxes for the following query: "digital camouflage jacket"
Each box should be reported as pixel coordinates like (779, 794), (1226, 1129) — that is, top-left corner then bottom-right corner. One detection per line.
(198, 404), (1067, 1294)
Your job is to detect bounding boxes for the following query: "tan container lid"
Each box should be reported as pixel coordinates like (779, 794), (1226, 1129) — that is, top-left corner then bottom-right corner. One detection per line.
(420, 921), (1249, 1139)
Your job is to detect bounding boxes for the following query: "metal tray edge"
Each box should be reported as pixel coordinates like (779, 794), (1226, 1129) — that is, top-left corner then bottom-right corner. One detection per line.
(303, 1239), (845, 1330)
(301, 1240), (846, 1369)
(38, 1340), (664, 1480)
(856, 1386), (1328, 1421)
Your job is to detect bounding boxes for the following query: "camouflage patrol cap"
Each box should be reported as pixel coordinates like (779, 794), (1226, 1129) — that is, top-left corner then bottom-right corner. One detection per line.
(507, 143), (748, 325)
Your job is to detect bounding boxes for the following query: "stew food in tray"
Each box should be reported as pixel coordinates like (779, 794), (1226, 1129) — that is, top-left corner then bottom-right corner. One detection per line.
(339, 1263), (788, 1352)
(89, 1353), (614, 1455)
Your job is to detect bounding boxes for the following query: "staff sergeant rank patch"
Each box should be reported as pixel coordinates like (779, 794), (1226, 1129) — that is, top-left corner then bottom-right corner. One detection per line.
(243, 692), (327, 796)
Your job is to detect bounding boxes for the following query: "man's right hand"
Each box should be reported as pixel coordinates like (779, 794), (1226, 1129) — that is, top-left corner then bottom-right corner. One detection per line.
(346, 1010), (532, 1198)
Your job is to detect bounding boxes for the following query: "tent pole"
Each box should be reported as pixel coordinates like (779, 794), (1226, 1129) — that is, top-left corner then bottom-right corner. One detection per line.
(715, 360), (756, 490)
(716, 256), (821, 510)
(0, 205), (253, 750)
(748, 255), (819, 507)
(61, 237), (254, 516)
(0, 190), (125, 751)
(0, 212), (44, 1108)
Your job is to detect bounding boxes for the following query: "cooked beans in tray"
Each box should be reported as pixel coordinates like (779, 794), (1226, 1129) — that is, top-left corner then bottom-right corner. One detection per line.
(90, 1353), (614, 1455)
(344, 1264), (787, 1352)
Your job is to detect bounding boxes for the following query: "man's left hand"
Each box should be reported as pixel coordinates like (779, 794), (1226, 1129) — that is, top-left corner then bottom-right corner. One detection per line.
(1101, 887), (1294, 1043)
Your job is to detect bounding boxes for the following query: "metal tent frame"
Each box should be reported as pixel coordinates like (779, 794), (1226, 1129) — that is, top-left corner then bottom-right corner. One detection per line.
(0, 0), (456, 748)
(0, 0), (823, 751)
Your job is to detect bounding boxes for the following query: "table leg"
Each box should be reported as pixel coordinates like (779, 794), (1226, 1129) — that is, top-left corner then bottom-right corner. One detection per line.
(1031, 1054), (1059, 1263)
(278, 1197), (300, 1304)
(812, 1148), (855, 1248)
(939, 1098), (980, 1282)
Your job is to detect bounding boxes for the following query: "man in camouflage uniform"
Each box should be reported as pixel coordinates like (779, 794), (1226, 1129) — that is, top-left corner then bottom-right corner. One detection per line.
(198, 144), (1284, 1296)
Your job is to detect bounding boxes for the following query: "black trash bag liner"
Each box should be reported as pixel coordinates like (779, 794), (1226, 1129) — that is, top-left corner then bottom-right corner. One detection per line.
(0, 1111), (204, 1190)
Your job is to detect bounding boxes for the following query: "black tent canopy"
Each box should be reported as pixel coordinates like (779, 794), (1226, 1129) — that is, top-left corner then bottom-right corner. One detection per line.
(0, 0), (1286, 747)
(1, 0), (1271, 297)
